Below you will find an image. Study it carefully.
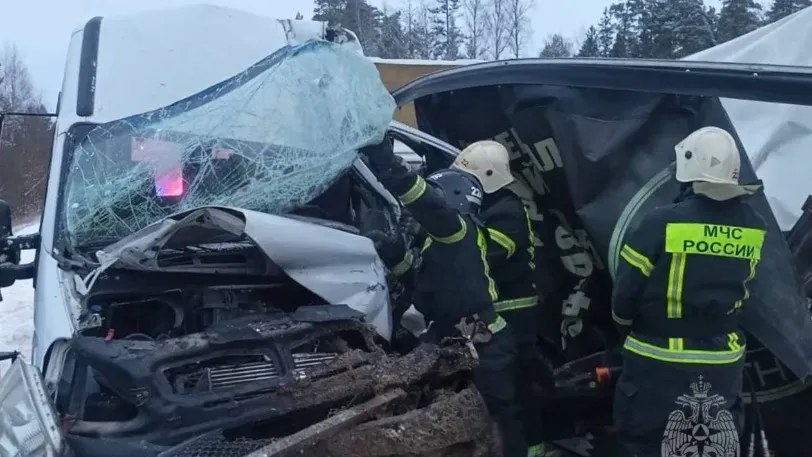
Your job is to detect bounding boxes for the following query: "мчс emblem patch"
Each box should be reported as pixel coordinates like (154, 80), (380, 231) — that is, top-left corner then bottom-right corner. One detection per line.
(661, 376), (739, 457)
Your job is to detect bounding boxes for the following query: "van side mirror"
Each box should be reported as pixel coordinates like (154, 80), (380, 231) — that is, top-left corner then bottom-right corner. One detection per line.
(0, 199), (38, 300)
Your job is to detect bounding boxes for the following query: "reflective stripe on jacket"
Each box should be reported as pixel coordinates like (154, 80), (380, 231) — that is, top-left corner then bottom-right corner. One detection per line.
(611, 190), (767, 365)
(480, 190), (538, 314)
(374, 157), (502, 331)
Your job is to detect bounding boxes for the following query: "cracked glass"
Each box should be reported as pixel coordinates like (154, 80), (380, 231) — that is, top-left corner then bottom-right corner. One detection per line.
(63, 40), (395, 247)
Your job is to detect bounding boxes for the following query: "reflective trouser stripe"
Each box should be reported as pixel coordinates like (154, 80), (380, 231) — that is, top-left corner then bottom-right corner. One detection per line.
(487, 228), (516, 257)
(624, 335), (745, 364)
(494, 296), (537, 313)
(620, 244), (654, 277)
(488, 315), (507, 334)
(398, 176), (427, 205)
(477, 228), (499, 302)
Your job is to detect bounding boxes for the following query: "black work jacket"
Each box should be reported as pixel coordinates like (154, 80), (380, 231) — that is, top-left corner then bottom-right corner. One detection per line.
(374, 157), (500, 330)
(480, 190), (538, 314)
(612, 187), (767, 365)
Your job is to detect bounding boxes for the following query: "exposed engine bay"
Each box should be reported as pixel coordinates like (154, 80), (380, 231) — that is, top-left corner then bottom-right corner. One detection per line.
(54, 269), (492, 457)
(67, 281), (374, 444)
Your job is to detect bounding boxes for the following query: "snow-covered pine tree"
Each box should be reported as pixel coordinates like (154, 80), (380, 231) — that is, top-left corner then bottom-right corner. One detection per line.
(627, 0), (672, 58)
(674, 0), (716, 56)
(313, 0), (347, 26)
(380, 10), (409, 58)
(716, 0), (762, 44)
(429, 0), (463, 60)
(539, 34), (572, 57)
(706, 5), (720, 34)
(577, 26), (600, 57)
(608, 1), (635, 57)
(765, 0), (812, 23)
(313, 0), (385, 56)
(596, 8), (615, 57)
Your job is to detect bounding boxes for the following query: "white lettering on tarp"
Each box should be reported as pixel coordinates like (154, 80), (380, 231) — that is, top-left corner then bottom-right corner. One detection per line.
(560, 286), (591, 349)
(487, 130), (605, 345)
(531, 137), (564, 171)
(494, 130), (550, 196)
(493, 131), (523, 160)
(550, 210), (605, 276)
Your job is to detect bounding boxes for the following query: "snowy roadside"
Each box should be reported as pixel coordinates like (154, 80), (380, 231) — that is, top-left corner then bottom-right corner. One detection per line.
(0, 222), (39, 372)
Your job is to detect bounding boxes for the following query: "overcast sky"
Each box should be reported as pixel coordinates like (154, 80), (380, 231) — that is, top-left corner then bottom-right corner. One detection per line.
(1, 0), (729, 110)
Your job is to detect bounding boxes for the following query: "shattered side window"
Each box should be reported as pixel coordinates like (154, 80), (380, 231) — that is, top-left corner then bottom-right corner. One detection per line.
(64, 40), (395, 246)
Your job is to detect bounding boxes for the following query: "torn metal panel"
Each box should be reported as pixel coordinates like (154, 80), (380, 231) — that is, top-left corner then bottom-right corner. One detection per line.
(90, 206), (391, 338)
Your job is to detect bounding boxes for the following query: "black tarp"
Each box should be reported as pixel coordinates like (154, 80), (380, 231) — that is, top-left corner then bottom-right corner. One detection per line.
(398, 78), (812, 378)
(403, 81), (812, 456)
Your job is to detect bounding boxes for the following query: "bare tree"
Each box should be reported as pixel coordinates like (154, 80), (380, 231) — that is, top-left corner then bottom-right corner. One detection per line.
(404, 0), (434, 59)
(412, 0), (432, 59)
(403, 0), (416, 56)
(463, 0), (489, 59)
(484, 0), (509, 59)
(0, 43), (37, 114)
(505, 0), (533, 58)
(0, 42), (54, 222)
(0, 43), (41, 149)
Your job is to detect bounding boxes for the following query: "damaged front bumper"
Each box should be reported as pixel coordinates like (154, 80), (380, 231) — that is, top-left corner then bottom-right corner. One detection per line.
(1, 308), (491, 457)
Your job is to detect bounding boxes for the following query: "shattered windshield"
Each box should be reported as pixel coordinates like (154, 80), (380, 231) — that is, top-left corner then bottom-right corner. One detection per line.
(63, 40), (395, 247)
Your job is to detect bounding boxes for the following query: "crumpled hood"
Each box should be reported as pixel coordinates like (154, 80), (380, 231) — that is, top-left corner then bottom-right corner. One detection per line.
(83, 206), (392, 339)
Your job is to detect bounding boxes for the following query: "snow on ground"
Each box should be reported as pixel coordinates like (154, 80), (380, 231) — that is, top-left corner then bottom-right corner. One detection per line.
(0, 222), (39, 371)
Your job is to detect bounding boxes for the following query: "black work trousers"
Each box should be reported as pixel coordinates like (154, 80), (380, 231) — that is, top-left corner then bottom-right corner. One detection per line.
(613, 351), (745, 457)
(501, 306), (551, 447)
(473, 324), (528, 457)
(425, 315), (527, 457)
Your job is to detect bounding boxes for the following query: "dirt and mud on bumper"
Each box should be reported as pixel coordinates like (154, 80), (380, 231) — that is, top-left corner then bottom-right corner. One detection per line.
(162, 342), (497, 457)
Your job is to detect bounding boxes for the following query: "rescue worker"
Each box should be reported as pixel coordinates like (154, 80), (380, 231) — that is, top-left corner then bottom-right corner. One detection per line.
(450, 140), (548, 456)
(611, 126), (767, 457)
(359, 135), (527, 457)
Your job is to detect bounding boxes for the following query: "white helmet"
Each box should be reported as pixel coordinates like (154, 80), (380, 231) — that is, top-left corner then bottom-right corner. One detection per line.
(674, 127), (759, 201)
(451, 140), (515, 193)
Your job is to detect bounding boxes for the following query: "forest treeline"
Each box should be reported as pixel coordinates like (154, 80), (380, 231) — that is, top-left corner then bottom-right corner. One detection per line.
(1, 0), (810, 224)
(311, 0), (810, 59)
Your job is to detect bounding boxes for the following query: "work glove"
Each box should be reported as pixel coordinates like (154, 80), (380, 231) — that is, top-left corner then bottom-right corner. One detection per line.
(360, 134), (412, 180)
(364, 229), (408, 270)
(359, 134), (395, 165)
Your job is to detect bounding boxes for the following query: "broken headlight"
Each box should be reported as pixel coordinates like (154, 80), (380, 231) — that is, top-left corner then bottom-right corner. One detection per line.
(0, 360), (63, 457)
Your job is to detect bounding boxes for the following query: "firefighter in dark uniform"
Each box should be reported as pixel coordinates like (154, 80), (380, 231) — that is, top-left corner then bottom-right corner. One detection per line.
(450, 140), (548, 456)
(359, 135), (527, 457)
(611, 127), (767, 457)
